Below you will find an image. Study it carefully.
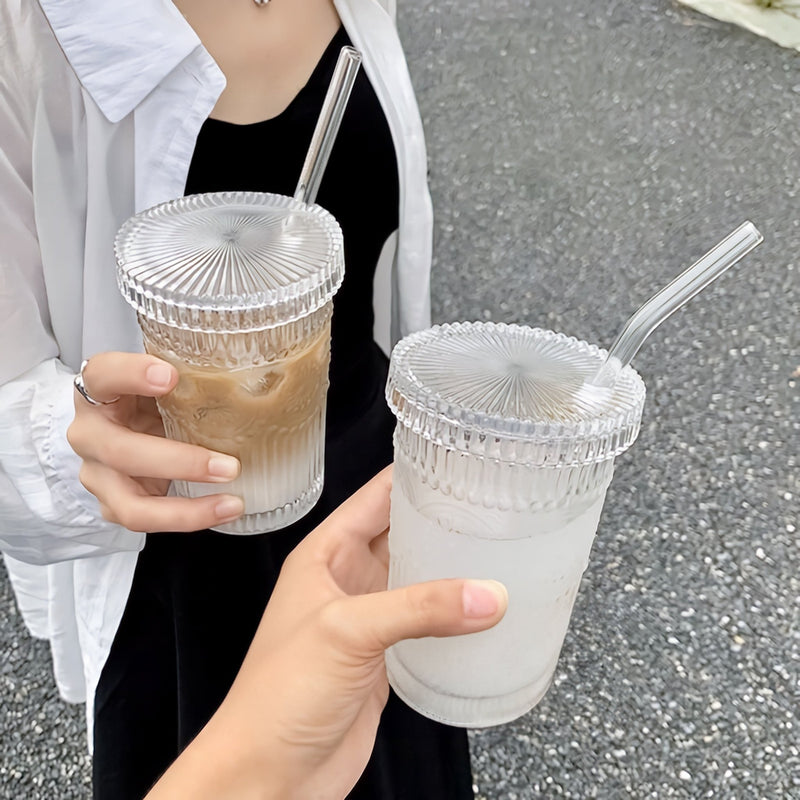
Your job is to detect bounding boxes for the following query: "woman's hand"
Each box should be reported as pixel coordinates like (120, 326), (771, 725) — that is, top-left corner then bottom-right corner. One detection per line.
(145, 467), (508, 800)
(67, 352), (244, 532)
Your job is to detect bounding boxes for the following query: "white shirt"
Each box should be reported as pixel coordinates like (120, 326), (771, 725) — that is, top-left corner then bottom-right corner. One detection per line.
(0, 0), (432, 740)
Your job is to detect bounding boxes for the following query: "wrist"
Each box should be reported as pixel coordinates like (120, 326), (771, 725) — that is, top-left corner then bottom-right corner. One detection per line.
(144, 712), (291, 800)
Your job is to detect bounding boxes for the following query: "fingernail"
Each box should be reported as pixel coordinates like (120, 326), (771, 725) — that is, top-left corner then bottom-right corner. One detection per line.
(215, 496), (244, 521)
(208, 455), (240, 480)
(462, 580), (508, 618)
(146, 363), (174, 389)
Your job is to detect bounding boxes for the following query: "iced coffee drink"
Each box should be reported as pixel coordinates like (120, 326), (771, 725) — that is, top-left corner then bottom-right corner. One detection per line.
(385, 322), (646, 727)
(115, 192), (344, 533)
(139, 305), (332, 532)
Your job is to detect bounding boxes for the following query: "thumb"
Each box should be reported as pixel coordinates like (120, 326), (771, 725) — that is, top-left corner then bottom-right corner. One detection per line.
(333, 579), (508, 656)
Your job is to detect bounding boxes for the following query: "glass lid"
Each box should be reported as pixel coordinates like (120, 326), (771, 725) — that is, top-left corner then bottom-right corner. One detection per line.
(115, 192), (344, 333)
(387, 321), (646, 466)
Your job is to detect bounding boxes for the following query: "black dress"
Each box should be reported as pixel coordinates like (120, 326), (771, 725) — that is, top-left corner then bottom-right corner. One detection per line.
(92, 26), (473, 800)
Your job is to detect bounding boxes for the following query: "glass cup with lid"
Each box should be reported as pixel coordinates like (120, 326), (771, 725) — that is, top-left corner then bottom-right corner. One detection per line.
(115, 191), (344, 534)
(385, 321), (646, 726)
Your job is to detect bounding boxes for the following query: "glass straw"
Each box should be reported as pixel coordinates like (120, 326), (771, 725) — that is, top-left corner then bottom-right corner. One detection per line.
(589, 220), (764, 390)
(294, 47), (362, 206)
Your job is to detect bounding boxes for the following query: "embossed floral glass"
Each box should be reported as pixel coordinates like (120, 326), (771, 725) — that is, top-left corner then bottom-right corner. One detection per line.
(115, 192), (344, 534)
(385, 321), (646, 727)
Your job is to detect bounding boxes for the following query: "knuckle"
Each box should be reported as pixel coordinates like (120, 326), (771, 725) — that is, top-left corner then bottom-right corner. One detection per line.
(82, 357), (103, 390)
(193, 450), (214, 479)
(179, 509), (203, 533)
(407, 586), (437, 628)
(78, 463), (93, 492)
(93, 438), (111, 464)
(157, 443), (199, 482)
(169, 501), (206, 533)
(66, 421), (84, 453)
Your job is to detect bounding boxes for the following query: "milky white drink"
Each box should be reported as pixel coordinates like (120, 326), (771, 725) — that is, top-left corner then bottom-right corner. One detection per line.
(115, 192), (344, 534)
(388, 465), (610, 723)
(385, 322), (645, 727)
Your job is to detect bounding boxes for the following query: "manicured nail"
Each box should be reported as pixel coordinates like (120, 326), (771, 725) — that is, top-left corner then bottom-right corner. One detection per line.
(462, 580), (508, 618)
(215, 496), (244, 521)
(208, 455), (240, 480)
(146, 363), (174, 389)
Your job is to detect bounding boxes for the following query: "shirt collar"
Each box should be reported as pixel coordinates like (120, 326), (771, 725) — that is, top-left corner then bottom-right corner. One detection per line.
(38, 0), (203, 123)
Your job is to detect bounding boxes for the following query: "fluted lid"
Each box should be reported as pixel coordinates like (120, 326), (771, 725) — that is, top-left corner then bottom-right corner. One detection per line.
(387, 322), (646, 467)
(115, 192), (344, 333)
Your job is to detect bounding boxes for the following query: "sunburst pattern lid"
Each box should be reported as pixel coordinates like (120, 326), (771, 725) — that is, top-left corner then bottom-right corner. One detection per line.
(387, 322), (646, 467)
(115, 192), (344, 332)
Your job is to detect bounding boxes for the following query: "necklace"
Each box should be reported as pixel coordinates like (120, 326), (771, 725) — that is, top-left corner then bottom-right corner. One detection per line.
(254, 0), (270, 4)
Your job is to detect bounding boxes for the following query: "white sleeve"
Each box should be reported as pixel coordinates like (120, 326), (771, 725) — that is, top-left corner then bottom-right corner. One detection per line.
(0, 361), (145, 565)
(0, 28), (144, 565)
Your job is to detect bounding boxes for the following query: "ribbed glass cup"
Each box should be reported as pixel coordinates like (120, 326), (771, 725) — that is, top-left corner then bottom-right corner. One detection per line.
(115, 192), (344, 534)
(385, 322), (646, 726)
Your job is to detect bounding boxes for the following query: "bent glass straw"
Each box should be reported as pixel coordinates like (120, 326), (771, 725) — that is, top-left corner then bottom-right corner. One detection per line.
(588, 220), (764, 390)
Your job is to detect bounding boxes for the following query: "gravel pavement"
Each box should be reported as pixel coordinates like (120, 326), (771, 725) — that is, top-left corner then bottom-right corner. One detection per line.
(2, 1), (797, 798)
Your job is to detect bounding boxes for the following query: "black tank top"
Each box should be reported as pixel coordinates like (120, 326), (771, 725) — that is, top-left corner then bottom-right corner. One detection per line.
(184, 26), (400, 431)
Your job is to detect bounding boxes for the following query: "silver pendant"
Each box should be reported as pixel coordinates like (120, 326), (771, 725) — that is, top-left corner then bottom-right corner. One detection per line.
(254, 0), (270, 5)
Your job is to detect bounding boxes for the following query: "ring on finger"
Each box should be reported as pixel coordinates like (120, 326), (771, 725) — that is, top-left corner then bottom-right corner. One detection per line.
(73, 359), (121, 407)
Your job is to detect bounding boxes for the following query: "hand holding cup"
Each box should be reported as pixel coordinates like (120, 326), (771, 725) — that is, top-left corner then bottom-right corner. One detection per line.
(143, 467), (508, 800)
(67, 351), (244, 533)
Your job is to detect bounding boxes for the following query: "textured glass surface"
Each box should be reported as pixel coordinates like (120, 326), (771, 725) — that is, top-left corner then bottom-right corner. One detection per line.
(387, 321), (646, 467)
(387, 429), (615, 726)
(141, 304), (332, 535)
(115, 191), (343, 534)
(385, 321), (643, 725)
(115, 192), (344, 333)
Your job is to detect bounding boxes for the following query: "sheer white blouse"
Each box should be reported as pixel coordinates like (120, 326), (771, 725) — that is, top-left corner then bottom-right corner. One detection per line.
(0, 0), (432, 740)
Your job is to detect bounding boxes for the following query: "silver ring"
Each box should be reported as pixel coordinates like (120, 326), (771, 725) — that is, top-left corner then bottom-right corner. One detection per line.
(73, 359), (120, 407)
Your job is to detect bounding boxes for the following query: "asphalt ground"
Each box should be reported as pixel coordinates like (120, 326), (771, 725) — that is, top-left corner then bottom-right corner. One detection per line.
(1, 1), (798, 797)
